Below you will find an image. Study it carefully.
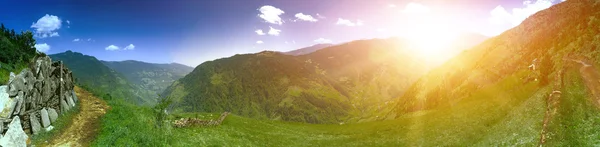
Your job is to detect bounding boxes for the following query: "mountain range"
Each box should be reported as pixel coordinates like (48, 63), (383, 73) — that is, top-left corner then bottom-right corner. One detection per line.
(49, 51), (193, 105)
(161, 36), (487, 123)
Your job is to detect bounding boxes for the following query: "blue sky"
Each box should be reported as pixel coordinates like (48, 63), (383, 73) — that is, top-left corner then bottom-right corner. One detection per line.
(0, 0), (563, 66)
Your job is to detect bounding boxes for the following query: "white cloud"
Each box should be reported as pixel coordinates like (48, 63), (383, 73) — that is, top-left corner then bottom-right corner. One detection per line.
(124, 44), (135, 50)
(486, 0), (555, 36)
(31, 14), (62, 38)
(316, 13), (326, 19)
(73, 38), (80, 42)
(66, 20), (70, 24)
(402, 2), (430, 14)
(87, 38), (92, 41)
(256, 40), (264, 44)
(489, 0), (554, 26)
(49, 32), (59, 37)
(258, 5), (285, 25)
(336, 18), (363, 26)
(294, 13), (318, 22)
(314, 38), (333, 44)
(268, 26), (281, 36)
(34, 43), (50, 52)
(255, 29), (265, 35)
(105, 45), (120, 51)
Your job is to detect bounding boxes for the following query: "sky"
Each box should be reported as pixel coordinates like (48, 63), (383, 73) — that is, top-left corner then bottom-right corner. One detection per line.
(0, 0), (564, 67)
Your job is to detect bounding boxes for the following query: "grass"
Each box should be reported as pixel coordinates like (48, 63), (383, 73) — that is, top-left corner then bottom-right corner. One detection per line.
(545, 69), (600, 146)
(91, 70), (548, 146)
(0, 63), (28, 84)
(30, 103), (81, 146)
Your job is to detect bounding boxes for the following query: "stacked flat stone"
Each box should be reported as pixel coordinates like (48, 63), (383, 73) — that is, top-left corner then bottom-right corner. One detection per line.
(0, 56), (78, 146)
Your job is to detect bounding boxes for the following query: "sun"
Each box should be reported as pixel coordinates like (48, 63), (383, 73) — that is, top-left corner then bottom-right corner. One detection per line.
(399, 24), (459, 65)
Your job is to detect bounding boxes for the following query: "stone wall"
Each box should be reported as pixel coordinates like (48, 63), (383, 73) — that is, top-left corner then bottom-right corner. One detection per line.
(0, 56), (78, 145)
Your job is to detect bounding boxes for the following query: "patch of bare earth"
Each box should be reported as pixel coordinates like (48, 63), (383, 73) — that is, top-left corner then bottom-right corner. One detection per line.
(43, 86), (109, 147)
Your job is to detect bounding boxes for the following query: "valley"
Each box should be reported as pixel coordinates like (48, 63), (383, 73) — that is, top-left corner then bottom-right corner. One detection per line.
(1, 0), (600, 146)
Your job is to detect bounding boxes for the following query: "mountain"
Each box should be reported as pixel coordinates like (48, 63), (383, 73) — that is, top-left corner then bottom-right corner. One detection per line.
(381, 1), (600, 145)
(102, 60), (193, 99)
(391, 0), (599, 116)
(283, 43), (333, 56)
(163, 38), (430, 123)
(49, 51), (155, 105)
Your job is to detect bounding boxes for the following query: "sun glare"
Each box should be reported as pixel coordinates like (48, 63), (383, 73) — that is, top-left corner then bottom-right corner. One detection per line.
(398, 24), (459, 65)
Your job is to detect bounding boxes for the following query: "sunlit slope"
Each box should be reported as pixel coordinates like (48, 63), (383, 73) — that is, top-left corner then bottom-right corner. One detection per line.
(163, 38), (429, 123)
(391, 0), (600, 116)
(96, 72), (546, 146)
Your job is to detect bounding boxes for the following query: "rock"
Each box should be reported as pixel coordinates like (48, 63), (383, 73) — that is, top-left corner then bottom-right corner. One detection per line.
(0, 86), (17, 119)
(7, 78), (19, 97)
(67, 95), (75, 107)
(0, 116), (28, 147)
(12, 91), (23, 115)
(61, 98), (70, 113)
(45, 125), (54, 132)
(30, 114), (42, 135)
(72, 90), (78, 103)
(41, 108), (51, 128)
(48, 108), (58, 123)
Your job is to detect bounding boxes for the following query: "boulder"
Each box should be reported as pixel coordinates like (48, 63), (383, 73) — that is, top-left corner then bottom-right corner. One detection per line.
(30, 114), (42, 135)
(67, 95), (75, 107)
(0, 116), (28, 147)
(61, 99), (70, 113)
(0, 86), (17, 119)
(72, 90), (78, 103)
(12, 91), (23, 115)
(7, 77), (20, 97)
(48, 108), (58, 123)
(41, 108), (51, 128)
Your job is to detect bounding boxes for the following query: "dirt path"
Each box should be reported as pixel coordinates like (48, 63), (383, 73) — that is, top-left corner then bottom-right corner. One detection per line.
(570, 59), (600, 106)
(45, 86), (109, 147)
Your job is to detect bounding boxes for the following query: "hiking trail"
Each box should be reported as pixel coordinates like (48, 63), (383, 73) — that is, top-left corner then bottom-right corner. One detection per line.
(44, 86), (109, 147)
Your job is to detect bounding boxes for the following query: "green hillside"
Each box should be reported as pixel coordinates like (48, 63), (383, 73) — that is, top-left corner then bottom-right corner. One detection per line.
(50, 51), (156, 105)
(94, 73), (547, 146)
(163, 38), (429, 123)
(0, 23), (38, 84)
(102, 60), (193, 101)
(390, 0), (600, 116)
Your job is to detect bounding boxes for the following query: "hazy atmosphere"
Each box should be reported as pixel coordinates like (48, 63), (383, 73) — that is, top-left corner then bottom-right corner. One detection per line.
(2, 0), (600, 146)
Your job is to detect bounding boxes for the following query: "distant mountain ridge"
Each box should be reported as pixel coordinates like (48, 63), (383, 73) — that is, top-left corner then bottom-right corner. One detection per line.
(49, 51), (154, 105)
(102, 60), (193, 100)
(162, 38), (433, 123)
(283, 43), (333, 56)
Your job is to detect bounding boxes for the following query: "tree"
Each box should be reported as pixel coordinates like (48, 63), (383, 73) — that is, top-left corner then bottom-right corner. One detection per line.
(539, 55), (553, 86)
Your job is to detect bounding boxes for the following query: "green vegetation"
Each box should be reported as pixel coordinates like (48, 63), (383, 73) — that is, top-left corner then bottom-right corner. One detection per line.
(91, 70), (548, 146)
(545, 70), (600, 146)
(163, 39), (429, 123)
(31, 102), (81, 146)
(0, 23), (38, 84)
(50, 51), (155, 105)
(391, 0), (600, 117)
(102, 60), (193, 105)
